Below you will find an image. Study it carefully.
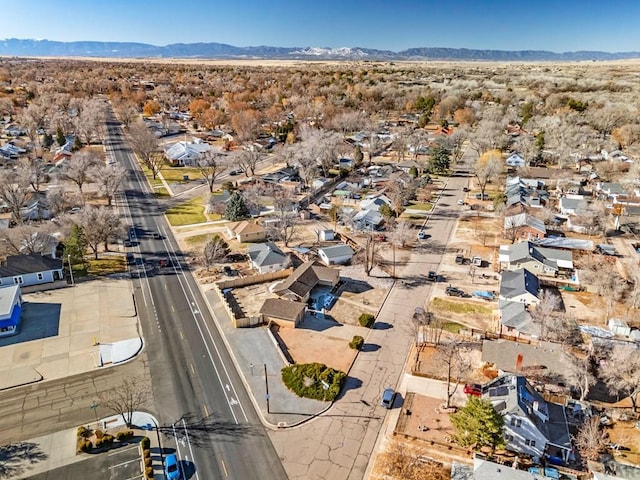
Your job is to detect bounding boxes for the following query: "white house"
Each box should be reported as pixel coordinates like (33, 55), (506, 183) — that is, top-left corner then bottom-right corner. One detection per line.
(164, 138), (212, 166)
(499, 269), (540, 305)
(608, 318), (632, 337)
(506, 152), (526, 167)
(318, 229), (334, 241)
(318, 244), (354, 266)
(247, 242), (290, 274)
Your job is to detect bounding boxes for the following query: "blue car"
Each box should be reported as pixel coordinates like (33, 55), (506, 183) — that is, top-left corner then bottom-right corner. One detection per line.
(165, 453), (181, 480)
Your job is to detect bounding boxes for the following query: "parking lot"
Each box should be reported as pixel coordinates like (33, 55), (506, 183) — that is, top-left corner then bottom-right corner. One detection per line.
(26, 444), (143, 480)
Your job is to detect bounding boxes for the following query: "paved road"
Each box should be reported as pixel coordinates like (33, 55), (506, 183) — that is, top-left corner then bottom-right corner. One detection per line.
(105, 113), (286, 480)
(268, 154), (474, 480)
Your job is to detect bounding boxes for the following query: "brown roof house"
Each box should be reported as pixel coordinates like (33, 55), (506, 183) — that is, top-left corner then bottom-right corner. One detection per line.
(260, 298), (306, 328)
(226, 221), (266, 243)
(272, 260), (339, 303)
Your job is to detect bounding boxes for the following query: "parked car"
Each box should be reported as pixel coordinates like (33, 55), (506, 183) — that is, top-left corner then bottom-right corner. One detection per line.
(475, 192), (490, 200)
(375, 233), (386, 241)
(417, 231), (430, 240)
(427, 271), (437, 281)
(151, 232), (162, 240)
(126, 253), (135, 265)
(471, 256), (482, 267)
(445, 285), (465, 297)
(464, 384), (482, 397)
(457, 199), (464, 205)
(229, 169), (243, 176)
(381, 388), (396, 409)
(462, 187), (470, 192)
(164, 453), (182, 480)
(455, 254), (464, 265)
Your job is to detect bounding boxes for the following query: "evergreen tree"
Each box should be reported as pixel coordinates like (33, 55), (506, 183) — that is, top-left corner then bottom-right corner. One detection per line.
(65, 224), (88, 267)
(56, 127), (66, 147)
(428, 143), (451, 173)
(451, 396), (505, 450)
(408, 166), (418, 178)
(42, 133), (54, 149)
(225, 192), (250, 221)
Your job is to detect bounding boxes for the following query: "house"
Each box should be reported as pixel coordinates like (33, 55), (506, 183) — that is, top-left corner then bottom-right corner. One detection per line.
(351, 209), (384, 231)
(338, 158), (354, 170)
(272, 260), (339, 303)
(499, 269), (540, 305)
(464, 456), (548, 480)
(506, 152), (526, 167)
(499, 242), (573, 278)
(503, 213), (546, 241)
(0, 285), (23, 337)
(259, 298), (306, 328)
(312, 177), (331, 190)
(226, 221), (266, 243)
(0, 253), (64, 288)
(505, 177), (549, 208)
(482, 340), (571, 381)
(318, 244), (354, 266)
(396, 159), (423, 174)
(164, 138), (212, 166)
(597, 182), (626, 201)
(483, 374), (572, 463)
(608, 318), (632, 337)
(359, 195), (391, 212)
(558, 196), (587, 216)
(19, 192), (50, 221)
(498, 300), (537, 338)
(247, 242), (290, 274)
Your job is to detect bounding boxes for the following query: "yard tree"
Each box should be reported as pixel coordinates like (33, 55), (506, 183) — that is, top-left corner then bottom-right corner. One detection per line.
(428, 142), (451, 173)
(142, 99), (161, 117)
(202, 235), (230, 270)
(574, 416), (608, 461)
(114, 101), (139, 130)
(59, 151), (100, 201)
(600, 344), (640, 411)
(267, 185), (298, 247)
(451, 396), (505, 450)
(328, 205), (340, 230)
(196, 150), (228, 193)
(0, 168), (31, 223)
(91, 164), (127, 206)
(231, 109), (263, 142)
(17, 156), (47, 194)
(75, 98), (107, 145)
(473, 150), (502, 198)
(99, 376), (151, 428)
(355, 234), (379, 277)
(434, 340), (474, 408)
(76, 207), (123, 259)
(225, 191), (250, 221)
(563, 350), (596, 402)
(128, 120), (162, 179)
(0, 224), (57, 257)
(65, 224), (88, 267)
(530, 289), (560, 341)
(233, 149), (263, 177)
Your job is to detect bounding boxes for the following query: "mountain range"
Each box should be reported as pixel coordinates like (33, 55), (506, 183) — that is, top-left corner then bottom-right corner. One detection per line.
(1, 38), (639, 61)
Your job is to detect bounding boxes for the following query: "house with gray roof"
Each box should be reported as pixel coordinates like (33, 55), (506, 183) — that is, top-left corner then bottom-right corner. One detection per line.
(499, 269), (540, 305)
(318, 244), (354, 266)
(498, 300), (537, 338)
(164, 138), (212, 166)
(272, 260), (339, 303)
(247, 242), (290, 274)
(351, 209), (384, 231)
(466, 457), (549, 480)
(483, 374), (572, 463)
(259, 298), (306, 328)
(0, 253), (64, 289)
(499, 242), (573, 278)
(558, 195), (588, 216)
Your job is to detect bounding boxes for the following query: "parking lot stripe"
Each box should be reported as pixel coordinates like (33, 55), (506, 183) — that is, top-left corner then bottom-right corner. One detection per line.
(109, 458), (140, 469)
(221, 459), (228, 476)
(108, 445), (139, 456)
(190, 363), (195, 374)
(203, 404), (209, 417)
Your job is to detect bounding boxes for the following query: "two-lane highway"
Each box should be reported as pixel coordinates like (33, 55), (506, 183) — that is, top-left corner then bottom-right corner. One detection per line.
(104, 113), (286, 480)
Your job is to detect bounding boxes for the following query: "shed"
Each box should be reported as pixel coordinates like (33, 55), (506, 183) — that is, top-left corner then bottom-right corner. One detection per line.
(319, 229), (334, 241)
(608, 318), (631, 337)
(318, 244), (354, 266)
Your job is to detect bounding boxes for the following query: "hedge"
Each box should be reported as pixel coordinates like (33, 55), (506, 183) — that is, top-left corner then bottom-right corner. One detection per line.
(281, 363), (346, 402)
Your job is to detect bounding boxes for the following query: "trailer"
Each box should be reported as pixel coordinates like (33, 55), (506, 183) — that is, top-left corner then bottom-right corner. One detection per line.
(472, 290), (494, 301)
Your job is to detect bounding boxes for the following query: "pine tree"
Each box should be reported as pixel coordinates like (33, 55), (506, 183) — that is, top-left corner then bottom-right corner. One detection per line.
(451, 396), (505, 450)
(225, 192), (250, 221)
(56, 127), (66, 147)
(428, 143), (451, 173)
(65, 224), (88, 267)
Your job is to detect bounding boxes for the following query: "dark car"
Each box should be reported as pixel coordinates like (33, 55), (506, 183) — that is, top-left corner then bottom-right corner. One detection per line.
(126, 253), (135, 265)
(445, 285), (465, 297)
(427, 271), (437, 281)
(152, 232), (162, 240)
(455, 254), (464, 265)
(464, 383), (482, 397)
(229, 169), (243, 176)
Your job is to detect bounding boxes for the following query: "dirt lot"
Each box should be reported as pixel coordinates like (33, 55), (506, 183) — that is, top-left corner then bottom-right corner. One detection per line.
(411, 342), (490, 385)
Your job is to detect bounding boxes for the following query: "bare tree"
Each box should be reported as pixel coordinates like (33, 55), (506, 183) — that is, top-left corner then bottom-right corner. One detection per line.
(473, 150), (502, 198)
(202, 235), (230, 271)
(563, 350), (596, 401)
(92, 164), (127, 206)
(377, 439), (449, 480)
(299, 126), (344, 177)
(0, 224), (56, 256)
(98, 376), (151, 428)
(574, 416), (608, 462)
(355, 235), (378, 276)
(128, 120), (162, 179)
(233, 149), (263, 177)
(59, 151), (100, 200)
(530, 289), (560, 340)
(266, 185), (298, 247)
(74, 98), (106, 145)
(114, 101), (139, 129)
(433, 340), (474, 409)
(600, 344), (640, 411)
(196, 151), (228, 193)
(0, 169), (31, 223)
(75, 207), (123, 259)
(16, 157), (47, 194)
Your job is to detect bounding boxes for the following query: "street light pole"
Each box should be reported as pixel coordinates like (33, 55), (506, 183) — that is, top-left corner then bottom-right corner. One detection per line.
(68, 254), (75, 286)
(89, 400), (99, 426)
(264, 364), (270, 414)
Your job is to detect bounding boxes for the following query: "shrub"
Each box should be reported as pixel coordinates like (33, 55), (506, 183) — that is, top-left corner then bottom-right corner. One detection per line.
(94, 429), (104, 440)
(145, 466), (154, 478)
(358, 313), (375, 328)
(116, 430), (134, 441)
(143, 449), (151, 459)
(102, 434), (114, 446)
(145, 456), (153, 467)
(140, 436), (151, 450)
(281, 363), (346, 402)
(77, 426), (88, 438)
(76, 438), (92, 454)
(349, 335), (365, 350)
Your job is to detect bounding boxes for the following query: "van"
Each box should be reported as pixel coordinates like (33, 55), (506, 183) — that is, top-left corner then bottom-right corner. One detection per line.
(381, 388), (396, 409)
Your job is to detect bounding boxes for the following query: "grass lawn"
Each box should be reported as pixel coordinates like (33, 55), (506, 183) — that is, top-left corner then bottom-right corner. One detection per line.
(140, 164), (165, 192)
(442, 321), (466, 334)
(161, 167), (204, 183)
(429, 297), (493, 316)
(406, 202), (433, 211)
(72, 256), (127, 278)
(166, 196), (207, 226)
(184, 233), (214, 247)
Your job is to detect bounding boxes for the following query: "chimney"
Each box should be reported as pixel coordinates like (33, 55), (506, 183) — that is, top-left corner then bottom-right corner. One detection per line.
(515, 354), (523, 372)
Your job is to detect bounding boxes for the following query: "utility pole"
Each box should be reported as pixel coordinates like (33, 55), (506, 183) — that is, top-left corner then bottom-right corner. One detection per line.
(68, 254), (75, 286)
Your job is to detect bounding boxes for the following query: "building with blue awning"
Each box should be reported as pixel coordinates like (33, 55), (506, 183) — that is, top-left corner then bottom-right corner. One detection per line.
(0, 285), (22, 337)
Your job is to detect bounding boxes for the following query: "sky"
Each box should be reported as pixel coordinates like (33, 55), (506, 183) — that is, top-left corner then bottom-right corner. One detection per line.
(4, 0), (640, 53)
